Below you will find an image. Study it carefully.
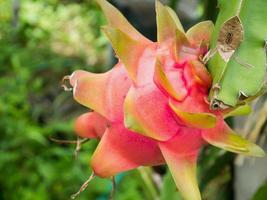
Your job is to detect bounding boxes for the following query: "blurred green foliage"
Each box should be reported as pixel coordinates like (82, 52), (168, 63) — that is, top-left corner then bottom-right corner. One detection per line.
(0, 0), (111, 199)
(0, 0), (266, 200)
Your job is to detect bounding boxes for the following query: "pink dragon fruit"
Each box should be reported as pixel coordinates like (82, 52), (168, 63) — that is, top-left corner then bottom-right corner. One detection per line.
(65, 0), (265, 199)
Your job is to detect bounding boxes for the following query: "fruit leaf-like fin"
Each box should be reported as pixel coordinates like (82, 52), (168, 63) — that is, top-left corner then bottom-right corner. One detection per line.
(159, 139), (201, 200)
(154, 60), (185, 101)
(175, 29), (190, 60)
(165, 6), (184, 33)
(169, 99), (217, 129)
(202, 124), (265, 157)
(189, 60), (212, 88)
(69, 66), (130, 122)
(74, 112), (108, 139)
(124, 87), (156, 139)
(91, 124), (164, 178)
(156, 0), (184, 43)
(124, 85), (179, 141)
(96, 0), (150, 42)
(186, 21), (214, 47)
(102, 26), (146, 82)
(223, 104), (251, 118)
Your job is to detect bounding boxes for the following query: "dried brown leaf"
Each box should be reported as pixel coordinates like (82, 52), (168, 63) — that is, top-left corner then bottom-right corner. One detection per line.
(217, 16), (244, 62)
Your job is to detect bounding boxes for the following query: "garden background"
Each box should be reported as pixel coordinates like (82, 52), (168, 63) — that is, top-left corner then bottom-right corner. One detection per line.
(0, 0), (266, 199)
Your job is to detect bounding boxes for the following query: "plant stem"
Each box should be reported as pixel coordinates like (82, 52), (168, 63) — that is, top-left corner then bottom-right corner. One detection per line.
(138, 167), (159, 200)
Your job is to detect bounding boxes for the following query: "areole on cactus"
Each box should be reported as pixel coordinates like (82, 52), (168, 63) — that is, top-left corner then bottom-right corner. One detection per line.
(64, 0), (265, 199)
(208, 0), (267, 109)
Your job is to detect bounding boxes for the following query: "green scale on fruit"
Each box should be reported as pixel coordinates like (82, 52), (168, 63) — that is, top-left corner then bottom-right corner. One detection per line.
(207, 0), (267, 109)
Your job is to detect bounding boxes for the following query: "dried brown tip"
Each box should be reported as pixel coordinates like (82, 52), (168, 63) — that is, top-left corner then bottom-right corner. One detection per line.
(71, 172), (96, 199)
(61, 75), (73, 91)
(74, 136), (83, 159)
(49, 136), (89, 145)
(49, 137), (78, 144)
(49, 136), (89, 159)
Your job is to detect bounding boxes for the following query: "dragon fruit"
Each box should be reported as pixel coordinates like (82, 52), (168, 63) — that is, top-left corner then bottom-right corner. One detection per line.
(65, 0), (265, 199)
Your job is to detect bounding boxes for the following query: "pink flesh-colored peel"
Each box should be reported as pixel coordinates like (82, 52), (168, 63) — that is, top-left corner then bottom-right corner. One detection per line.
(202, 119), (265, 157)
(90, 124), (164, 178)
(74, 112), (108, 139)
(124, 84), (179, 141)
(65, 1), (265, 200)
(70, 64), (131, 122)
(154, 59), (187, 101)
(159, 128), (203, 200)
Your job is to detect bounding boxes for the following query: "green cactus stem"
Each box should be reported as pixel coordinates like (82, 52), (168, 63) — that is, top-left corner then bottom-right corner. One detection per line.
(208, 0), (267, 109)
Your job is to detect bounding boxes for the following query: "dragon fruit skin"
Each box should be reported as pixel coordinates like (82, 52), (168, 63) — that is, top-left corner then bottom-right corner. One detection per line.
(67, 1), (265, 199)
